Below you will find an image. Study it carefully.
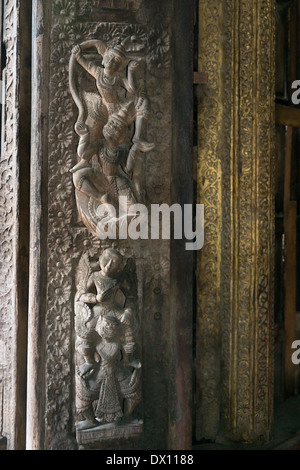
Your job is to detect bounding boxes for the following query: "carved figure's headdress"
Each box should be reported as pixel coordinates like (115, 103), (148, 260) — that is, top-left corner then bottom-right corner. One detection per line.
(111, 102), (132, 126)
(100, 247), (124, 263)
(109, 43), (127, 58)
(108, 36), (144, 60)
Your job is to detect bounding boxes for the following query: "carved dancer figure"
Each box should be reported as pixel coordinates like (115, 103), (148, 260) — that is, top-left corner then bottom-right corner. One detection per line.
(74, 249), (141, 429)
(72, 104), (138, 210)
(70, 38), (154, 174)
(69, 37), (154, 230)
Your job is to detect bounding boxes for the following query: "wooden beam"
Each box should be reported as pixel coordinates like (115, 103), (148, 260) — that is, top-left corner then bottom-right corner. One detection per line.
(276, 103), (300, 128)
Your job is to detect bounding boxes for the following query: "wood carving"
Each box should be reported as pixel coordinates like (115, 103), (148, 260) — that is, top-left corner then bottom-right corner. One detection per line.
(44, 11), (172, 447)
(69, 36), (154, 235)
(74, 248), (142, 431)
(69, 34), (152, 435)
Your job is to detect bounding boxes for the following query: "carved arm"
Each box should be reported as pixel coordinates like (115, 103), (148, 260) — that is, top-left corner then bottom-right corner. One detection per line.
(72, 44), (100, 79)
(124, 54), (145, 94)
(79, 293), (97, 304)
(78, 274), (97, 304)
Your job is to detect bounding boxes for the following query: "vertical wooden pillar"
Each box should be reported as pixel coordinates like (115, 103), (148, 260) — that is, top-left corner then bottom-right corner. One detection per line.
(26, 0), (50, 450)
(0, 0), (31, 450)
(283, 126), (297, 397)
(168, 0), (194, 450)
(196, 0), (275, 443)
(27, 0), (194, 450)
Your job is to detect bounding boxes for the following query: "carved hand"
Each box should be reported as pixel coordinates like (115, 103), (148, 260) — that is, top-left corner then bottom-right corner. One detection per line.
(80, 293), (97, 304)
(96, 293), (105, 303)
(120, 308), (133, 325)
(72, 44), (81, 58)
(128, 60), (142, 70)
(128, 359), (142, 369)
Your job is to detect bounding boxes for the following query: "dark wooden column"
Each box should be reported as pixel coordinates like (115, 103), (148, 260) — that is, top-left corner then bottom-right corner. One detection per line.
(168, 0), (194, 450)
(27, 0), (195, 450)
(0, 0), (31, 450)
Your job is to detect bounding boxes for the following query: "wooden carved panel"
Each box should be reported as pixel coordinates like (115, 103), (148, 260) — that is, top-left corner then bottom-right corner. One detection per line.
(44, 1), (175, 450)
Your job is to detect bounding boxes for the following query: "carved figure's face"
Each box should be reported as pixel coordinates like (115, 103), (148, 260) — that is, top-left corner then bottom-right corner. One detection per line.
(103, 117), (128, 146)
(102, 50), (123, 73)
(100, 250), (123, 278)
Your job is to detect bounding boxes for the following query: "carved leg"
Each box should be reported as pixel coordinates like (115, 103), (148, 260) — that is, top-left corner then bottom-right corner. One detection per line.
(76, 404), (99, 431)
(124, 147), (145, 203)
(132, 116), (155, 152)
(72, 168), (108, 203)
(131, 157), (145, 203)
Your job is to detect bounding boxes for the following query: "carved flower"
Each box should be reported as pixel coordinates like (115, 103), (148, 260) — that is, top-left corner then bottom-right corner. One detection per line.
(72, 23), (91, 44)
(49, 149), (74, 176)
(147, 53), (171, 77)
(147, 29), (171, 57)
(50, 72), (69, 97)
(49, 121), (74, 150)
(146, 29), (171, 76)
(146, 255), (170, 287)
(53, 0), (76, 25)
(49, 201), (73, 224)
(48, 278), (72, 306)
(48, 255), (72, 282)
(51, 45), (70, 72)
(49, 97), (73, 125)
(120, 25), (148, 47)
(52, 24), (74, 47)
(48, 227), (72, 255)
(48, 173), (73, 202)
(94, 23), (122, 46)
(73, 229), (102, 258)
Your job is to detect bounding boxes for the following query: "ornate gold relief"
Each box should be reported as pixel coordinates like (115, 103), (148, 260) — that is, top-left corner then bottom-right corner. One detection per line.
(196, 0), (275, 443)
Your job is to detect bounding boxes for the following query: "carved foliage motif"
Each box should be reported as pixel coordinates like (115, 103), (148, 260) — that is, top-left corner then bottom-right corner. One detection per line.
(46, 0), (172, 448)
(0, 0), (19, 447)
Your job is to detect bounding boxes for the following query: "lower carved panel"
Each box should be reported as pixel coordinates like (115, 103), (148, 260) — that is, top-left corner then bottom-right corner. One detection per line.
(76, 421), (143, 449)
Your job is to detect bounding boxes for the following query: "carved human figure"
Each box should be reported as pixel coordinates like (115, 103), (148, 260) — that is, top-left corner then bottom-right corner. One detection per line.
(72, 104), (139, 213)
(71, 38), (154, 159)
(74, 248), (141, 429)
(69, 38), (154, 229)
(76, 314), (141, 430)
